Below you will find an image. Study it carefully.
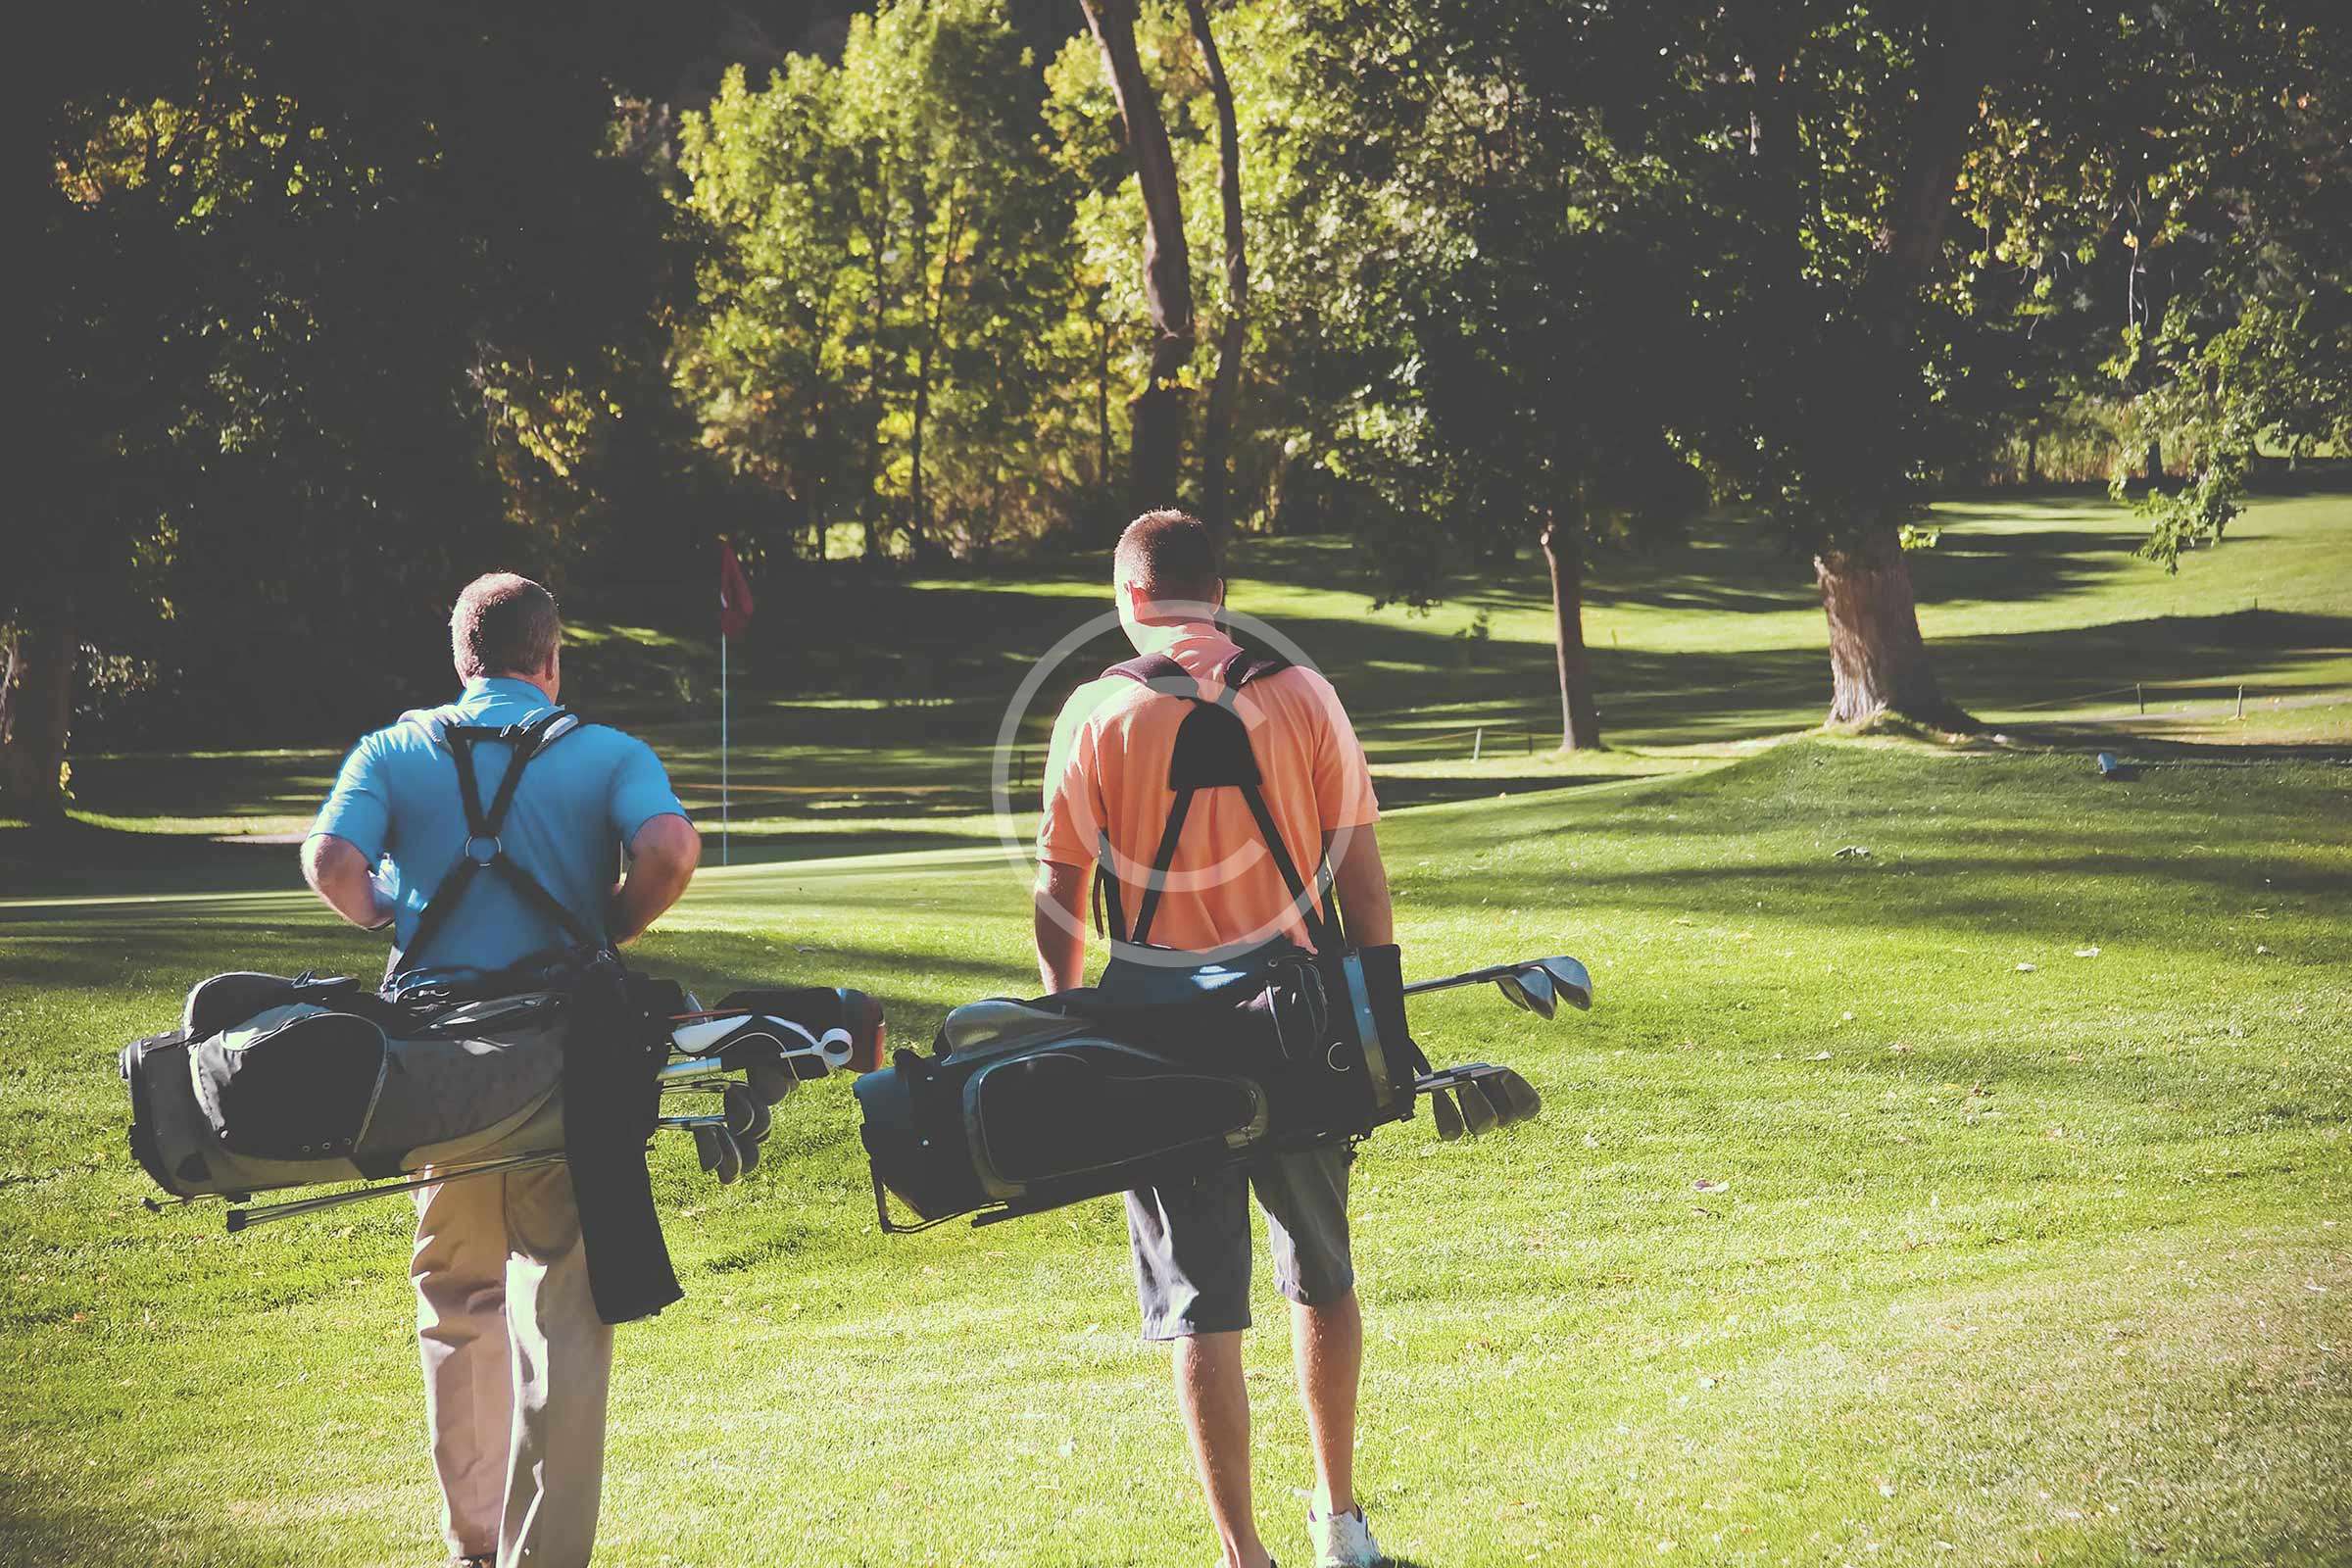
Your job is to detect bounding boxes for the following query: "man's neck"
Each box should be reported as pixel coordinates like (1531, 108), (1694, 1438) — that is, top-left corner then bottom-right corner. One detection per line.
(1127, 617), (1228, 657)
(465, 672), (557, 703)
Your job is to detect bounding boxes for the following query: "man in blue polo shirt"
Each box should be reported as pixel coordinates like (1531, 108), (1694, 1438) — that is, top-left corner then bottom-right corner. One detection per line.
(304, 572), (700, 1568)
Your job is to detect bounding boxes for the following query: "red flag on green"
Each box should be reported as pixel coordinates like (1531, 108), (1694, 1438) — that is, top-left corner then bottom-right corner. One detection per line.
(718, 540), (755, 639)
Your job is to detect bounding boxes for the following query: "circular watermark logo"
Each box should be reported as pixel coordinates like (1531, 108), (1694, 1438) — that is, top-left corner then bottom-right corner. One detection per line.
(991, 604), (1368, 969)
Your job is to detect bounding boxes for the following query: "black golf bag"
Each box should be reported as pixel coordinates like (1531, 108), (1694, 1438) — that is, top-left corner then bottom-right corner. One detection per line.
(856, 942), (1427, 1229)
(858, 649), (1446, 1230)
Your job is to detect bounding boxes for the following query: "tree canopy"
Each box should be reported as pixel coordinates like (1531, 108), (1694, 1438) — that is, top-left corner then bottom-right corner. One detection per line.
(10, 0), (2345, 810)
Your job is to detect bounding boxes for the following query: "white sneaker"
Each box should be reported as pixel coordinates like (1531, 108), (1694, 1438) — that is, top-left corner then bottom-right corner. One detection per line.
(1308, 1504), (1385, 1568)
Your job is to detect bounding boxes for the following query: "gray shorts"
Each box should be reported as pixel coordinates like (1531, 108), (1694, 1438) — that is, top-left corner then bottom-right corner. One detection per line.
(1125, 1144), (1355, 1341)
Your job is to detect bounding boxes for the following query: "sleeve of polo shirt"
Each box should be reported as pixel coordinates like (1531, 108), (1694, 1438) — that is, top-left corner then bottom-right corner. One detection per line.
(1307, 674), (1381, 829)
(609, 734), (691, 848)
(1037, 687), (1107, 870)
(313, 730), (393, 864)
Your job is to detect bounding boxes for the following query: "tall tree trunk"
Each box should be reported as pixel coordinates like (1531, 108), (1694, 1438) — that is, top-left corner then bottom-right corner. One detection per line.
(1080, 0), (1195, 520)
(1185, 0), (1246, 537)
(862, 208), (892, 564)
(1096, 299), (1113, 488)
(910, 190), (967, 562)
(2025, 429), (2038, 485)
(1815, 526), (1965, 728)
(0, 616), (74, 821)
(1812, 0), (2010, 729)
(1539, 510), (1602, 752)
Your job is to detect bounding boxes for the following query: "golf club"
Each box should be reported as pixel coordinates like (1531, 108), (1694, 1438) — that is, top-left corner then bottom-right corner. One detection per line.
(1411, 1063), (1544, 1138)
(1495, 968), (1557, 1019)
(1428, 1087), (1466, 1141)
(1401, 955), (1592, 1014)
(1488, 1067), (1543, 1123)
(693, 1123), (743, 1184)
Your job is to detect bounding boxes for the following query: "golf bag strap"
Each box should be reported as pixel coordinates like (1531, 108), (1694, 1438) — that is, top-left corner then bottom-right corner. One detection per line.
(1101, 650), (1341, 950)
(389, 710), (593, 979)
(1094, 829), (1127, 943)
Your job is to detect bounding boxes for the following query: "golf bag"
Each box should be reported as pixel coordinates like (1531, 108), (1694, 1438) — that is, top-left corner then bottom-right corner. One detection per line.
(122, 970), (572, 1200)
(856, 942), (1426, 1230)
(119, 708), (873, 1321)
(858, 648), (1442, 1230)
(122, 968), (867, 1202)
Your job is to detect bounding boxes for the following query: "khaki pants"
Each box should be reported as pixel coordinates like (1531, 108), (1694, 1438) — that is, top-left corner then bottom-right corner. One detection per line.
(413, 1162), (613, 1567)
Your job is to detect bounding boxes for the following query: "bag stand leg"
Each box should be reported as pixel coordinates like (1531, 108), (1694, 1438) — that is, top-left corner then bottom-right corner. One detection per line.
(222, 1152), (564, 1233)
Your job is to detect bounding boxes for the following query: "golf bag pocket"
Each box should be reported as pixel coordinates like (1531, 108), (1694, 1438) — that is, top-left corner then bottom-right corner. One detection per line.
(965, 1042), (1268, 1200)
(191, 1005), (388, 1160)
(122, 976), (569, 1199)
(857, 1021), (1273, 1230)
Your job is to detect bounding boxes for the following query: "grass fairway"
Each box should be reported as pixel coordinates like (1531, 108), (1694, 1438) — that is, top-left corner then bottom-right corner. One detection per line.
(5, 740), (2349, 1566)
(34, 489), (2349, 863)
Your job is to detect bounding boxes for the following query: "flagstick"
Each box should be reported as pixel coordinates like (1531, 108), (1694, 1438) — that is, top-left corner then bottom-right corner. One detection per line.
(720, 630), (730, 867)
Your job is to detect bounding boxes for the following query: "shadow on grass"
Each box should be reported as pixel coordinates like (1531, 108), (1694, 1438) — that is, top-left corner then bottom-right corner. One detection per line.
(1374, 773), (1633, 809)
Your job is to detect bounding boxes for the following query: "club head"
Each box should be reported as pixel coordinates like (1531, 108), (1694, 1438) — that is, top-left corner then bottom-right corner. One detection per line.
(720, 1081), (760, 1139)
(1456, 1080), (1499, 1135)
(1489, 1068), (1544, 1125)
(737, 1133), (761, 1176)
(1428, 1086), (1466, 1142)
(692, 1123), (744, 1184)
(1495, 968), (1558, 1020)
(741, 1092), (772, 1145)
(1536, 956), (1592, 1011)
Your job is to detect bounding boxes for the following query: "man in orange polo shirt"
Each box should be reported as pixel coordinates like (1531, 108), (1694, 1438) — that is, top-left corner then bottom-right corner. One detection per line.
(1035, 511), (1396, 1568)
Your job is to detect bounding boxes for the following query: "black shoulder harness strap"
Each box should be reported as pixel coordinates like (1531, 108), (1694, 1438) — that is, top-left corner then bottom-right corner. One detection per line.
(386, 708), (597, 982)
(1094, 649), (1345, 951)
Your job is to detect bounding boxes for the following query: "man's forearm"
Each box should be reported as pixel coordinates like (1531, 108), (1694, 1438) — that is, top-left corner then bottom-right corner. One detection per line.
(609, 814), (701, 945)
(1035, 861), (1089, 992)
(609, 870), (688, 946)
(1326, 826), (1396, 948)
(302, 836), (393, 930)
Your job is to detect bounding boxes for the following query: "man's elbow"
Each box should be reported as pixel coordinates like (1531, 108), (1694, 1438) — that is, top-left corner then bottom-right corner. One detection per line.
(301, 834), (354, 895)
(631, 814), (702, 880)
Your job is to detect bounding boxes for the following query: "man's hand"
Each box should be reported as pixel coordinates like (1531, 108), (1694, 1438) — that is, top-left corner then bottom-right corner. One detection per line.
(1324, 825), (1396, 949)
(302, 835), (395, 930)
(609, 813), (701, 945)
(1034, 860), (1090, 993)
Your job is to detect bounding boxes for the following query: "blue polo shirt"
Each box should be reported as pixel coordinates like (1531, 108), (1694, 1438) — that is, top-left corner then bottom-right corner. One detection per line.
(312, 677), (689, 983)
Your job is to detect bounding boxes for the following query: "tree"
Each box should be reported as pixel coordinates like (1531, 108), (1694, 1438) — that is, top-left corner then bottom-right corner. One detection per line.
(1928, 0), (2349, 558)
(1184, 0), (1247, 535)
(1077, 0), (1197, 517)
(1251, 1), (1711, 751)
(676, 2), (1088, 562)
(2095, 7), (2351, 562)
(1704, 0), (2017, 728)
(1362, 0), (2344, 730)
(13, 0), (702, 816)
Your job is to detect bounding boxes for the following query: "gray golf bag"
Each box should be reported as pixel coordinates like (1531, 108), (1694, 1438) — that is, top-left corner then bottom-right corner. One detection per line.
(122, 970), (570, 1201)
(123, 969), (867, 1202)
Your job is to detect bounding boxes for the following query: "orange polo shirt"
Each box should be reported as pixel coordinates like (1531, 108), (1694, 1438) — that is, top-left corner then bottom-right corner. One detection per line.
(1038, 623), (1379, 953)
